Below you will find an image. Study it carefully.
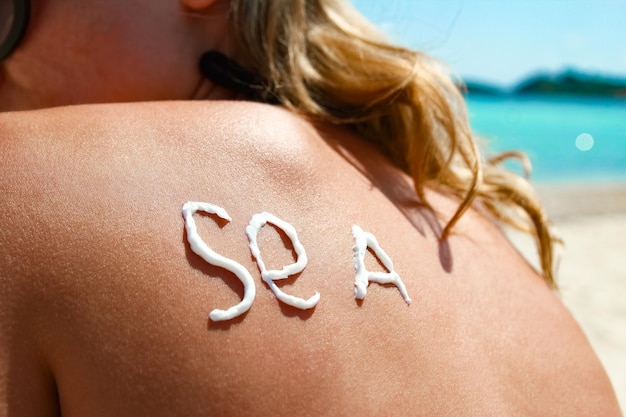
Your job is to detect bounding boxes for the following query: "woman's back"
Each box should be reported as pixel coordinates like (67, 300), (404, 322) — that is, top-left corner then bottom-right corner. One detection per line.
(1, 101), (620, 416)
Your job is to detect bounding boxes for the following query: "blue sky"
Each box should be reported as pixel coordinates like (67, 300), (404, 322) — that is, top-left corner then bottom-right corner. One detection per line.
(351, 0), (626, 87)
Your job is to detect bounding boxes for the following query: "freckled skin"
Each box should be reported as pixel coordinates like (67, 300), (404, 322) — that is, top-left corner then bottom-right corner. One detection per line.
(0, 101), (622, 417)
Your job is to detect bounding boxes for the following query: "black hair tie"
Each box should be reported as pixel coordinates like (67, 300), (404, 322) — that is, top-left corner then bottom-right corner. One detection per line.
(199, 51), (278, 104)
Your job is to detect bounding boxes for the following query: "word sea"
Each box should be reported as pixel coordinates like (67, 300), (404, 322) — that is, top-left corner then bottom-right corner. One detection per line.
(182, 201), (411, 321)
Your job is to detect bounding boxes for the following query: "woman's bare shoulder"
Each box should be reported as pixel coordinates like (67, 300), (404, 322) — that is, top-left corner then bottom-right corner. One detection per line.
(0, 102), (621, 416)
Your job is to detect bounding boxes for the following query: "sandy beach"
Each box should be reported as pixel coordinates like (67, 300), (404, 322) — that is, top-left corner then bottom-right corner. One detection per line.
(508, 182), (626, 412)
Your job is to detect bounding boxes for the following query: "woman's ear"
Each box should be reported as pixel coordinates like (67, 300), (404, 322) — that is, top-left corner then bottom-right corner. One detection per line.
(180, 0), (218, 11)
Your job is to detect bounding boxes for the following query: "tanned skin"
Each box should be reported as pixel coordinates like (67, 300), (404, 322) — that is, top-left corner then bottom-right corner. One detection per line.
(1, 101), (621, 417)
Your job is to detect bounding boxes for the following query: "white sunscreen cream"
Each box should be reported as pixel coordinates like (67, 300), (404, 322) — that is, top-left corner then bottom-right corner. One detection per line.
(352, 225), (411, 304)
(182, 201), (256, 321)
(246, 212), (320, 309)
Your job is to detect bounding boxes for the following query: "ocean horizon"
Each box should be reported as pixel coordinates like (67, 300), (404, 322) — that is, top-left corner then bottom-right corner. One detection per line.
(466, 95), (626, 184)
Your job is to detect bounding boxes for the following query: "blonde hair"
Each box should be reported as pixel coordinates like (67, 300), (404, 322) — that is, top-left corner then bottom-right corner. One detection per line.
(228, 0), (558, 285)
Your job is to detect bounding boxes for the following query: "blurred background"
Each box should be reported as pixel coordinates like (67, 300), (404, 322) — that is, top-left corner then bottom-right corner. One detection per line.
(353, 0), (626, 410)
(352, 0), (626, 182)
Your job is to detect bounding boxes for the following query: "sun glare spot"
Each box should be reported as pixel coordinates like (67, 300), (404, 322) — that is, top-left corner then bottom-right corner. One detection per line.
(575, 133), (594, 152)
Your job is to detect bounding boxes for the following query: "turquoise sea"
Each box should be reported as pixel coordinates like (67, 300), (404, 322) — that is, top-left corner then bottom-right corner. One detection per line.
(466, 95), (626, 183)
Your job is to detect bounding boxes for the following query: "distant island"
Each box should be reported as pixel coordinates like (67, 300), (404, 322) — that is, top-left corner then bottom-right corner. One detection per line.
(463, 69), (626, 98)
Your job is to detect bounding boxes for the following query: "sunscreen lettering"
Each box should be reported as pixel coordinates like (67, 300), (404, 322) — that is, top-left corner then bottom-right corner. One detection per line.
(352, 225), (411, 304)
(182, 201), (256, 321)
(246, 212), (320, 309)
(182, 202), (411, 321)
